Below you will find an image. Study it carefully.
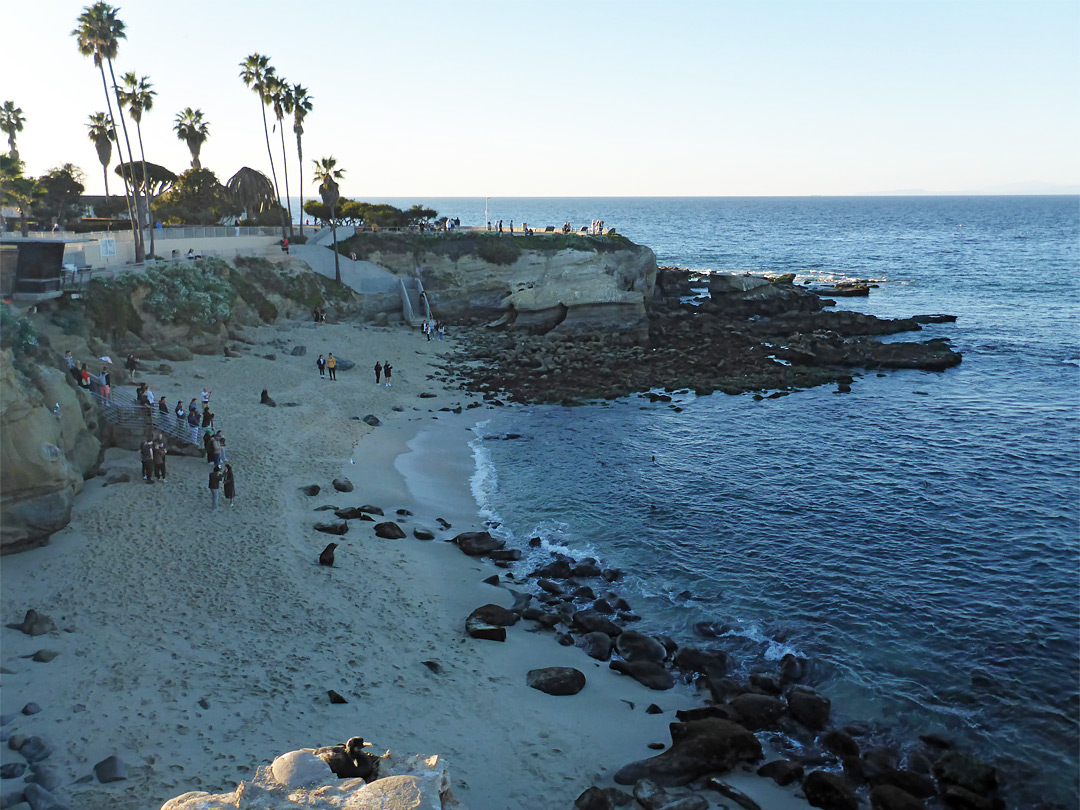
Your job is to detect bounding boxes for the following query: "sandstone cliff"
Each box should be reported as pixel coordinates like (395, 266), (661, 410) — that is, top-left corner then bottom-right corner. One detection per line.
(341, 232), (659, 336)
(0, 349), (100, 553)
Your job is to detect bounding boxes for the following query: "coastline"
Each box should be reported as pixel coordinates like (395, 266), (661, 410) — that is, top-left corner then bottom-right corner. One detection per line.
(0, 320), (809, 809)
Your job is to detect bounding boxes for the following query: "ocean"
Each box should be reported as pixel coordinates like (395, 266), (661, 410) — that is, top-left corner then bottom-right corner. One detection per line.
(373, 197), (1079, 806)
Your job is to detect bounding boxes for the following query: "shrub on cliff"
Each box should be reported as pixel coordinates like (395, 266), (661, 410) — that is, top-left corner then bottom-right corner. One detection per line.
(0, 302), (38, 355)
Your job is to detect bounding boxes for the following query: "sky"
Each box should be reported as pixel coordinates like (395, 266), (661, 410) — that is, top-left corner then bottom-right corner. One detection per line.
(4, 0), (1079, 198)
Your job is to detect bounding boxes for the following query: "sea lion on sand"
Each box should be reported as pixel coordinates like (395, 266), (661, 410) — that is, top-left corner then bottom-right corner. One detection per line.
(319, 543), (338, 566)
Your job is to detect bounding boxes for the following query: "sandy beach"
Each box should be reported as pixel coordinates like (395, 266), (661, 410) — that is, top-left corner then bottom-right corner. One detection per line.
(1, 320), (806, 810)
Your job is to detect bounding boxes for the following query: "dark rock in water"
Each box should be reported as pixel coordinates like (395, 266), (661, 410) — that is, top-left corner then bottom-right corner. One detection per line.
(939, 784), (998, 810)
(703, 778), (764, 810)
(452, 531), (504, 556)
(572, 611), (622, 637)
(300, 484), (320, 496)
(821, 729), (860, 757)
(705, 675), (744, 704)
(730, 693), (785, 730)
(802, 770), (858, 810)
(749, 673), (781, 695)
(527, 666), (586, 696)
(528, 536), (543, 547)
(614, 718), (762, 786)
(842, 755), (868, 785)
(290, 345), (307, 356)
(757, 759), (805, 786)
(601, 568), (623, 582)
(572, 586), (596, 601)
(537, 578), (564, 595)
(578, 631), (614, 661)
(414, 528), (435, 540)
(693, 621), (729, 639)
(94, 755), (128, 783)
(931, 751), (998, 796)
(674, 647), (730, 677)
(780, 653), (807, 684)
(332, 477), (354, 493)
(319, 543), (338, 566)
(487, 548), (522, 561)
(534, 559), (574, 579)
(260, 389), (277, 407)
(373, 521), (406, 539)
(315, 521), (348, 536)
(592, 598), (614, 614)
(787, 686), (831, 731)
(870, 785), (928, 810)
(615, 631), (668, 664)
(362, 414), (381, 427)
(609, 660), (675, 691)
(6, 610), (56, 637)
(870, 769), (935, 799)
(572, 562), (602, 578)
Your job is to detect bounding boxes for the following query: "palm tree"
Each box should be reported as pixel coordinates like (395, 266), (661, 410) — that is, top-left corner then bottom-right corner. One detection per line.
(226, 167), (276, 221)
(86, 112), (115, 201)
(290, 84), (313, 237)
(268, 74), (294, 238)
(173, 107), (209, 170)
(72, 2), (143, 261)
(313, 156), (344, 283)
(119, 71), (157, 256)
(239, 53), (286, 240)
(0, 101), (24, 161)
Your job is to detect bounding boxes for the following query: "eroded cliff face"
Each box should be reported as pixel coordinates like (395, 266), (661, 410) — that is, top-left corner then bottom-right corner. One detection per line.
(362, 241), (659, 335)
(0, 350), (100, 553)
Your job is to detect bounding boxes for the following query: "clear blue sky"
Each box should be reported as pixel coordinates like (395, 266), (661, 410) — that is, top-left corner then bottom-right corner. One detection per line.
(6, 0), (1079, 197)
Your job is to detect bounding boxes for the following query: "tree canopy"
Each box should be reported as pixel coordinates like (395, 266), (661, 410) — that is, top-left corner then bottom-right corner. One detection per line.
(31, 163), (86, 230)
(154, 168), (238, 225)
(115, 160), (177, 196)
(302, 199), (438, 228)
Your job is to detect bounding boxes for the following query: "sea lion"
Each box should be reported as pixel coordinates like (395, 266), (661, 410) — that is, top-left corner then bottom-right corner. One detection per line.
(319, 543), (338, 566)
(313, 737), (375, 780)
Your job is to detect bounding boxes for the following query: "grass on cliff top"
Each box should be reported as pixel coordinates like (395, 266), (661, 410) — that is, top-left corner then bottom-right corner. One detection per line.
(83, 256), (354, 338)
(339, 230), (636, 266)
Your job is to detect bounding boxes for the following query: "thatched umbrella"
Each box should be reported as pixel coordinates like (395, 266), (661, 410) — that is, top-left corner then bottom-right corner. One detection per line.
(226, 167), (276, 221)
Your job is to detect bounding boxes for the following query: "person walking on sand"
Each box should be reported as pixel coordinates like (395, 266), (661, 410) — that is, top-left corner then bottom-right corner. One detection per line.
(374, 361), (382, 384)
(384, 361), (392, 387)
(125, 354), (137, 383)
(209, 465), (222, 511)
(223, 463), (236, 507)
(327, 353), (337, 381)
(139, 437), (155, 483)
(317, 354), (326, 379)
(152, 433), (168, 481)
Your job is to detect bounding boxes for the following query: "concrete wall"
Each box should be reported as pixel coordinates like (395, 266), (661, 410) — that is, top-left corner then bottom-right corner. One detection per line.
(56, 230), (283, 269)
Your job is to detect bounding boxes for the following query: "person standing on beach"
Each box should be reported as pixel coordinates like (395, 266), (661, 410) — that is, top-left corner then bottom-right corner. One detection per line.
(223, 463), (236, 507)
(317, 354), (326, 379)
(384, 361), (392, 387)
(327, 353), (337, 381)
(209, 465), (222, 511)
(214, 429), (228, 464)
(152, 433), (167, 481)
(139, 438), (155, 483)
(125, 354), (137, 383)
(374, 361), (382, 384)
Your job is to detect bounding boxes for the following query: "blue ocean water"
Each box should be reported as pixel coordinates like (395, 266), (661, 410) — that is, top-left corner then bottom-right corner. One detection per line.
(427, 197), (1079, 808)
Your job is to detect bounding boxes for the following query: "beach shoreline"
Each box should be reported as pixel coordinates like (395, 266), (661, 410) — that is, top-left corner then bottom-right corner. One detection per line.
(0, 319), (809, 810)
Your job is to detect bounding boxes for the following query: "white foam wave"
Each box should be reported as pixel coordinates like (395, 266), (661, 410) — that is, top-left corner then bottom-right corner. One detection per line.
(468, 428), (505, 536)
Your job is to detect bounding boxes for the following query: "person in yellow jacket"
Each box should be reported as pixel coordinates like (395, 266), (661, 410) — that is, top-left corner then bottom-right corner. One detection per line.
(327, 353), (337, 381)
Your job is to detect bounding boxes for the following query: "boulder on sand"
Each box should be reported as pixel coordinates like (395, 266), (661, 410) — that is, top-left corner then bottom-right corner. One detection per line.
(526, 667), (586, 696)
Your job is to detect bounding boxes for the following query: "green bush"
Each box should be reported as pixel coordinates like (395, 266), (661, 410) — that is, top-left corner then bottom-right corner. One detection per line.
(141, 260), (235, 324)
(475, 235), (521, 266)
(0, 302), (38, 355)
(85, 273), (144, 337)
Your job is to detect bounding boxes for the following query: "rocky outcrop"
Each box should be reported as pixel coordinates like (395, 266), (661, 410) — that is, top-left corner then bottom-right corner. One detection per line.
(345, 232), (659, 337)
(160, 744), (460, 810)
(0, 350), (100, 553)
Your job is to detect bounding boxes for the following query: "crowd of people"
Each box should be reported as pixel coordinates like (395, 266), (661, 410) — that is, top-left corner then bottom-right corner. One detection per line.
(63, 351), (238, 511)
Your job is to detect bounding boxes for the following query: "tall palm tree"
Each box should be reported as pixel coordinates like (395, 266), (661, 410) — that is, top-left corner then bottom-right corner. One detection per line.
(313, 156), (344, 283)
(0, 101), (24, 161)
(86, 112), (115, 201)
(268, 74), (294, 238)
(239, 53), (286, 240)
(72, 2), (143, 261)
(290, 84), (313, 237)
(119, 71), (156, 255)
(173, 107), (209, 170)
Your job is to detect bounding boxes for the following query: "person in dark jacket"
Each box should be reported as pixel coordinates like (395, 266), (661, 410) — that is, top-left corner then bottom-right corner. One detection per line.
(223, 464), (236, 507)
(139, 438), (155, 483)
(209, 465), (222, 510)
